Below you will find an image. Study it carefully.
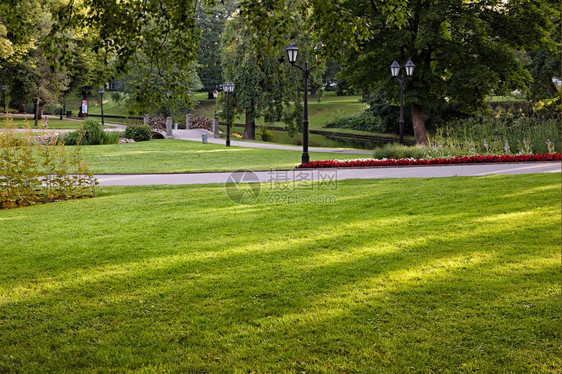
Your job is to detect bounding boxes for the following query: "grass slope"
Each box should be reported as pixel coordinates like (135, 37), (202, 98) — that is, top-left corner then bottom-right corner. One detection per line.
(75, 139), (365, 173)
(0, 174), (560, 372)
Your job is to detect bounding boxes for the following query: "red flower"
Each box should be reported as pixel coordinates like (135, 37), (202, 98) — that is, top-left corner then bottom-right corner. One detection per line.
(296, 153), (561, 169)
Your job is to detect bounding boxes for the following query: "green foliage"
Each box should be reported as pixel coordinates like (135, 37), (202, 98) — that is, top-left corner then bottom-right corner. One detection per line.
(335, 0), (557, 142)
(110, 92), (123, 106)
(61, 131), (81, 146)
(325, 111), (384, 133)
(428, 115), (561, 157)
(256, 126), (274, 142)
(220, 13), (304, 139)
(0, 117), (97, 209)
(124, 124), (152, 142)
(196, 2), (238, 93)
(372, 110), (561, 159)
(372, 143), (425, 160)
(62, 119), (118, 145)
(82, 119), (106, 145)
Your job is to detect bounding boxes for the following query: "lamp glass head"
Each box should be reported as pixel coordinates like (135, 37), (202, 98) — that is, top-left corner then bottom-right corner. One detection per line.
(286, 42), (299, 64)
(405, 60), (415, 76)
(390, 61), (400, 77)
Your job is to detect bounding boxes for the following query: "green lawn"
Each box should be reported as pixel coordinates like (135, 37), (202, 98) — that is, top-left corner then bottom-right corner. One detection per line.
(0, 174), (559, 372)
(0, 117), (85, 129)
(75, 139), (366, 173)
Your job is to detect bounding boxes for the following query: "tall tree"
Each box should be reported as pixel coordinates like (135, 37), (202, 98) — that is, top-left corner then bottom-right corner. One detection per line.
(220, 12), (324, 139)
(336, 0), (556, 144)
(196, 1), (239, 98)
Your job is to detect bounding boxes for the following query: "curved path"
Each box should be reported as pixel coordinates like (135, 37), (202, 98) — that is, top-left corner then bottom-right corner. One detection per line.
(3, 114), (372, 155)
(95, 162), (560, 186)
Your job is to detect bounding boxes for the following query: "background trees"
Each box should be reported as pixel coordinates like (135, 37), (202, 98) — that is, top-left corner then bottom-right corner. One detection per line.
(332, 0), (558, 144)
(0, 0), (558, 140)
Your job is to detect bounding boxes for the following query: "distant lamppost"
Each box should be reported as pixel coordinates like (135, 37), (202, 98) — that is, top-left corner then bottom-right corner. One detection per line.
(185, 90), (192, 129)
(212, 89), (219, 116)
(98, 87), (105, 126)
(1, 85), (6, 114)
(286, 42), (319, 165)
(166, 89), (171, 117)
(223, 82), (234, 147)
(390, 59), (415, 144)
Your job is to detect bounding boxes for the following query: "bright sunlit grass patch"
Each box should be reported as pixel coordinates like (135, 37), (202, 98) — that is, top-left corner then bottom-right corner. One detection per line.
(73, 139), (364, 173)
(0, 175), (560, 372)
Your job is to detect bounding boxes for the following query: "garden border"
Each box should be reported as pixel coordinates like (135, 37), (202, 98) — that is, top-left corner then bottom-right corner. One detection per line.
(297, 154), (562, 168)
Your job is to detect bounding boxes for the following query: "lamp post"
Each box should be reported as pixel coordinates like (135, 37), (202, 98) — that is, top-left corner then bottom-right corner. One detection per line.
(1, 85), (6, 114)
(98, 87), (105, 126)
(286, 42), (318, 165)
(390, 59), (415, 144)
(212, 89), (219, 116)
(223, 82), (234, 147)
(166, 89), (171, 117)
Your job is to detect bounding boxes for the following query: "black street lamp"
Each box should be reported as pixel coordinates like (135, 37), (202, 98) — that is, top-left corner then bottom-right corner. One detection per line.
(286, 42), (319, 165)
(390, 59), (415, 144)
(1, 85), (6, 114)
(98, 87), (105, 126)
(223, 82), (234, 147)
(166, 89), (172, 118)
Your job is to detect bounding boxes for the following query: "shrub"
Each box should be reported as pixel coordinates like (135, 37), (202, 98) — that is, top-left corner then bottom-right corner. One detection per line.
(373, 143), (425, 160)
(430, 115), (561, 157)
(0, 116), (97, 210)
(124, 124), (152, 142)
(257, 126), (274, 142)
(62, 130), (83, 146)
(103, 131), (121, 144)
(82, 119), (105, 145)
(326, 111), (385, 133)
(62, 119), (118, 145)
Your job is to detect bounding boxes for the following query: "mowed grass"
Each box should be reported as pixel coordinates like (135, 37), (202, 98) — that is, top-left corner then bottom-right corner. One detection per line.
(0, 174), (560, 372)
(75, 139), (366, 173)
(0, 117), (84, 129)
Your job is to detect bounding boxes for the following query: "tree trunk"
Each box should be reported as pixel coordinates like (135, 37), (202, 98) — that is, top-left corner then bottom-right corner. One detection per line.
(310, 85), (318, 97)
(362, 88), (370, 102)
(546, 80), (559, 97)
(410, 103), (428, 145)
(243, 111), (255, 140)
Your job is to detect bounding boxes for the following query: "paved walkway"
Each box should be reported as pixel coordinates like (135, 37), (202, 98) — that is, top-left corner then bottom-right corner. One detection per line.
(95, 162), (561, 186)
(4, 115), (371, 154)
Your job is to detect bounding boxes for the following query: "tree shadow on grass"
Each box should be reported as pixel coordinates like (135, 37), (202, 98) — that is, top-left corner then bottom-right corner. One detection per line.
(0, 175), (559, 371)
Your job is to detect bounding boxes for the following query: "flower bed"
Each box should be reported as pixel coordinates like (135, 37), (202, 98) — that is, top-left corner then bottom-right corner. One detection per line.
(298, 154), (562, 168)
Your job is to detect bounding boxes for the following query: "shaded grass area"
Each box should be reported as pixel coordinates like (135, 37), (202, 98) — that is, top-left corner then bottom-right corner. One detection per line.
(0, 175), (559, 372)
(75, 139), (365, 173)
